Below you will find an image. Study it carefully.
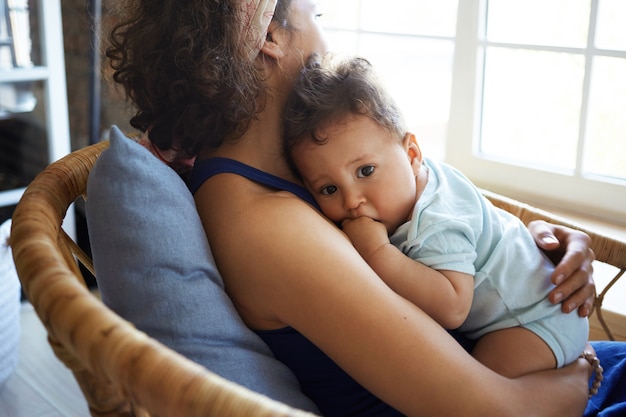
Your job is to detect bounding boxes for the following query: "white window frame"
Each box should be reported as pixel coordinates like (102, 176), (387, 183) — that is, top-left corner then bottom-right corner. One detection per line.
(446, 0), (626, 225)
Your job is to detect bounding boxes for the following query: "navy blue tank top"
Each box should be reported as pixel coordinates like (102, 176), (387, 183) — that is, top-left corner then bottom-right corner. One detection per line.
(189, 157), (319, 208)
(189, 157), (405, 417)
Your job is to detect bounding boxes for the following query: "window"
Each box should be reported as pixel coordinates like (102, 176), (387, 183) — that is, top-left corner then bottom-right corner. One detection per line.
(447, 0), (626, 225)
(319, 0), (626, 225)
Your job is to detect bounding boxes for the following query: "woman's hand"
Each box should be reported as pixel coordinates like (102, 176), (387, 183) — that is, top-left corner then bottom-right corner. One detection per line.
(528, 220), (595, 317)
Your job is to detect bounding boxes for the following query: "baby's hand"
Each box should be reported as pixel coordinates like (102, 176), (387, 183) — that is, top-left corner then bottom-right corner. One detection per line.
(341, 217), (390, 260)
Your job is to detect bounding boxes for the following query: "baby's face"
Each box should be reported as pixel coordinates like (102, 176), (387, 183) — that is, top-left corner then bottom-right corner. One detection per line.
(292, 114), (419, 234)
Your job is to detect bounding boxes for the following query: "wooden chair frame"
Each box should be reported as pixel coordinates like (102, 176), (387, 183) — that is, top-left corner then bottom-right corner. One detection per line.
(10, 141), (626, 416)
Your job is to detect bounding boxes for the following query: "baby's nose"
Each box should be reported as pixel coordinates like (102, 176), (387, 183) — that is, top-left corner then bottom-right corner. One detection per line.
(343, 191), (365, 213)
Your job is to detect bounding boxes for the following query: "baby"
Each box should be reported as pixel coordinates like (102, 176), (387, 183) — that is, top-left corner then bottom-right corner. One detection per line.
(282, 54), (589, 377)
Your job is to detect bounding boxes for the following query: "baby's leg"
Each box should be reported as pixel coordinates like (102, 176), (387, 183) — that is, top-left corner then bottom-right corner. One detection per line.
(471, 327), (556, 378)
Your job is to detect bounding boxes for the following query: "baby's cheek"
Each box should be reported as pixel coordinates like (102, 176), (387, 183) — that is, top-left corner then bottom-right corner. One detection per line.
(321, 203), (344, 223)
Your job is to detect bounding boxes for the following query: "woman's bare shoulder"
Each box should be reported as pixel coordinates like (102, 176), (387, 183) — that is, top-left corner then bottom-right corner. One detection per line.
(195, 179), (359, 318)
(227, 190), (406, 329)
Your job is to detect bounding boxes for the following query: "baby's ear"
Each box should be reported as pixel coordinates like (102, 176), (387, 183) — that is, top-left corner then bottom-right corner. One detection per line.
(403, 132), (422, 158)
(404, 133), (423, 171)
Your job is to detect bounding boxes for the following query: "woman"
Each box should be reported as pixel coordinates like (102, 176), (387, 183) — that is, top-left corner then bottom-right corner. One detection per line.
(106, 1), (621, 416)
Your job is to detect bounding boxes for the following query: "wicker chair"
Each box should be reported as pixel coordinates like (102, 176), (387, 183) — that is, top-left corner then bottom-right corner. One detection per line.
(10, 141), (626, 417)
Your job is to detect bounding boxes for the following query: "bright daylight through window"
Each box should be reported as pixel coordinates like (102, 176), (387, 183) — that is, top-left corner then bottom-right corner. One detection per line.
(318, 0), (626, 226)
(317, 0), (457, 161)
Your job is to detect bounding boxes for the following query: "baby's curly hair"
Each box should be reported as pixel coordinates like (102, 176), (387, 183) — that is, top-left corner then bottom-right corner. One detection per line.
(106, 0), (291, 156)
(283, 53), (408, 172)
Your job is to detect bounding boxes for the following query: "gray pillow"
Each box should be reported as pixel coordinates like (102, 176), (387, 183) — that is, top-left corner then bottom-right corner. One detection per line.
(86, 126), (317, 412)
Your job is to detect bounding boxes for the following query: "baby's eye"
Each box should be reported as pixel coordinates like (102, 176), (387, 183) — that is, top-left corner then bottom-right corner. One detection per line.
(320, 185), (337, 195)
(357, 165), (375, 178)
(314, 13), (324, 21)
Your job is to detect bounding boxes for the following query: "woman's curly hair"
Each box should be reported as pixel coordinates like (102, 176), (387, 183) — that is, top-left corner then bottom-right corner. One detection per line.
(106, 0), (291, 156)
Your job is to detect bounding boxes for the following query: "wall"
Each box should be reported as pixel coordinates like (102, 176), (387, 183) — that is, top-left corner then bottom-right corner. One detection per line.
(61, 0), (132, 151)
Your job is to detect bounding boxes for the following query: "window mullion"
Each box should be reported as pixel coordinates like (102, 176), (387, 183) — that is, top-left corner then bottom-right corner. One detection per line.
(577, 0), (600, 179)
(446, 0), (483, 165)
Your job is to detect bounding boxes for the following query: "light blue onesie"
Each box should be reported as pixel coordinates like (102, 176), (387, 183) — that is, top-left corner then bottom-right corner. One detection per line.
(389, 158), (588, 367)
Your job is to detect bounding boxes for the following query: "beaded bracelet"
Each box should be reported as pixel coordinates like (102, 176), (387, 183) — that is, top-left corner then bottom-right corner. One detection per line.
(579, 352), (603, 397)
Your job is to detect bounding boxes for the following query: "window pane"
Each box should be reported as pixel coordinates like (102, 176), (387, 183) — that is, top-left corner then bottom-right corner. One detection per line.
(361, 0), (458, 37)
(595, 0), (626, 50)
(359, 35), (454, 159)
(486, 0), (590, 48)
(480, 48), (585, 170)
(583, 56), (626, 180)
(359, 36), (453, 124)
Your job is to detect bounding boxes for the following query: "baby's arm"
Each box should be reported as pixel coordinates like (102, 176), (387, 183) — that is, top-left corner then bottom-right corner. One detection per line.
(342, 217), (474, 329)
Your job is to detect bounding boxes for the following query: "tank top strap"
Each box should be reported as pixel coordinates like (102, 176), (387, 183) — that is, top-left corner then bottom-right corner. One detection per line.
(189, 157), (319, 209)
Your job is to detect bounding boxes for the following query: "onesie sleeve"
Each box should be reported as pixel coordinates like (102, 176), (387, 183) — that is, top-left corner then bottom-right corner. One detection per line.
(403, 217), (479, 276)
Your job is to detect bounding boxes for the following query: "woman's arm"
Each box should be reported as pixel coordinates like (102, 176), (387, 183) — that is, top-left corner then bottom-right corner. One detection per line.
(342, 216), (474, 329)
(197, 185), (589, 417)
(529, 220), (595, 316)
(263, 202), (589, 417)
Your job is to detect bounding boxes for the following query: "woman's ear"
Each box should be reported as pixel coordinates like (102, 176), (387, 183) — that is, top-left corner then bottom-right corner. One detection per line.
(404, 133), (423, 175)
(260, 22), (286, 60)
